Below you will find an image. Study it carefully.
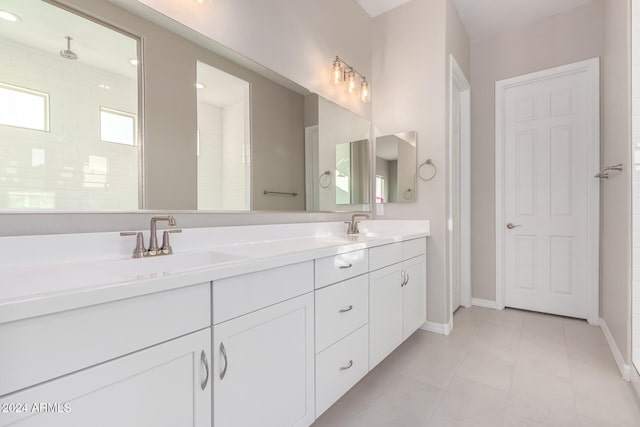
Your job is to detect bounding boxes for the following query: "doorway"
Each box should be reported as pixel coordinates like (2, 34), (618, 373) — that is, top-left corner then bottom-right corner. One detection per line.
(449, 55), (471, 323)
(495, 59), (600, 323)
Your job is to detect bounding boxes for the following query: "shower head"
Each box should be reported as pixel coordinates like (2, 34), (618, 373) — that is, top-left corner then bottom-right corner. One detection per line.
(60, 36), (77, 60)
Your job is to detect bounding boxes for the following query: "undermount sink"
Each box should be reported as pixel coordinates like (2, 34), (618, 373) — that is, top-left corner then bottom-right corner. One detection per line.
(112, 250), (249, 277)
(0, 250), (250, 302)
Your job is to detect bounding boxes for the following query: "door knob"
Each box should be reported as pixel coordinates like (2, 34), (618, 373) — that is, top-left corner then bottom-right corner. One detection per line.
(506, 223), (522, 230)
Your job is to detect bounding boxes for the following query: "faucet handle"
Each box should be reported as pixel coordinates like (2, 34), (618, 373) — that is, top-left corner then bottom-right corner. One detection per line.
(344, 221), (354, 235)
(161, 229), (182, 254)
(120, 231), (146, 259)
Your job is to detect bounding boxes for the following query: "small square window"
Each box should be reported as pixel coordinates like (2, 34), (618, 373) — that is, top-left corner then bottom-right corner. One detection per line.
(100, 107), (137, 146)
(0, 82), (49, 131)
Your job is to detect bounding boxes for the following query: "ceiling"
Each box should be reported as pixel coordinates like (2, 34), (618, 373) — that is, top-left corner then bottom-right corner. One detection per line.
(356, 0), (412, 17)
(0, 0), (137, 80)
(196, 62), (248, 107)
(451, 0), (595, 41)
(357, 0), (595, 41)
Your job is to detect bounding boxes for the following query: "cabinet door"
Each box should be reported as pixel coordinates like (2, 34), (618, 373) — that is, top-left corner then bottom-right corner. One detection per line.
(0, 329), (211, 427)
(369, 263), (404, 369)
(213, 293), (315, 427)
(403, 254), (427, 337)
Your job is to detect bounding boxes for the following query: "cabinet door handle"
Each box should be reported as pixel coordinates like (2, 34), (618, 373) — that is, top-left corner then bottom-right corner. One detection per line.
(201, 350), (209, 390)
(340, 360), (354, 371)
(339, 263), (353, 269)
(404, 273), (410, 286)
(339, 305), (353, 313)
(401, 270), (406, 287)
(220, 342), (228, 380)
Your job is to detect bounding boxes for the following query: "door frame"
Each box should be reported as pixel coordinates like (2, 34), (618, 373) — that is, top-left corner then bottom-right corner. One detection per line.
(494, 58), (600, 324)
(448, 55), (472, 325)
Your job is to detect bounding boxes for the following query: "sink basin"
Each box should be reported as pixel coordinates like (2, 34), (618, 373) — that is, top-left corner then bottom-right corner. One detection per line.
(0, 250), (249, 302)
(111, 250), (249, 277)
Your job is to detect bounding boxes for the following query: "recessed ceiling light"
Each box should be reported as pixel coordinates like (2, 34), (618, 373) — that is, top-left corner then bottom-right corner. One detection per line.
(98, 84), (111, 90)
(194, 0), (212, 4)
(195, 82), (206, 89)
(0, 10), (21, 22)
(129, 58), (139, 66)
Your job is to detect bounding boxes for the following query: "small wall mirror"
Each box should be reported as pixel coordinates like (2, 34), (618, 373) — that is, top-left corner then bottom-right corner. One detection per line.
(375, 131), (417, 203)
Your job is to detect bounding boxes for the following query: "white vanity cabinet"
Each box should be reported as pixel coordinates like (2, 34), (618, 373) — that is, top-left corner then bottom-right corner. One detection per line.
(0, 329), (212, 427)
(369, 238), (427, 369)
(212, 262), (315, 427)
(314, 269), (370, 417)
(0, 284), (212, 427)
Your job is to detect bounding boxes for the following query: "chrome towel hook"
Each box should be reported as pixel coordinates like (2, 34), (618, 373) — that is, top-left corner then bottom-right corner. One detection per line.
(418, 159), (437, 181)
(595, 164), (623, 179)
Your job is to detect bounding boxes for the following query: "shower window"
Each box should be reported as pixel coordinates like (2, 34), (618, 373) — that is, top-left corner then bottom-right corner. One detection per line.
(100, 107), (137, 146)
(0, 82), (49, 131)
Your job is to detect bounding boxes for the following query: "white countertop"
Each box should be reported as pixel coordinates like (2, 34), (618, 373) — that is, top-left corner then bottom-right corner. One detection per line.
(0, 220), (429, 324)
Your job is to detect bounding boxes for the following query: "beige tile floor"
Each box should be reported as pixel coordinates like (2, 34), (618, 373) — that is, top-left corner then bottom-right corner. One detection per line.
(312, 306), (640, 427)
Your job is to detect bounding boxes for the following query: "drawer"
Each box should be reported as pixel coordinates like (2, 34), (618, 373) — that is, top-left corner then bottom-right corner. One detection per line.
(315, 249), (368, 289)
(0, 283), (210, 397)
(403, 237), (426, 259)
(213, 261), (313, 324)
(315, 274), (368, 352)
(369, 242), (402, 271)
(315, 325), (369, 417)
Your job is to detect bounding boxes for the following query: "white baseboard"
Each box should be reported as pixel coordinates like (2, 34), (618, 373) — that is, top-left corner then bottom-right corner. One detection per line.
(630, 366), (640, 400)
(420, 319), (452, 336)
(599, 317), (633, 381)
(471, 298), (497, 309)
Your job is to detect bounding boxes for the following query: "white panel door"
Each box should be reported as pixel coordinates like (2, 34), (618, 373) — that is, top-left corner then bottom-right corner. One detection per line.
(502, 65), (594, 319)
(0, 329), (211, 427)
(213, 293), (315, 427)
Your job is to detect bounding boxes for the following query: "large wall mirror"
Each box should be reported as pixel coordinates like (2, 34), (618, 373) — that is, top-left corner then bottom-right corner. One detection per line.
(0, 0), (370, 213)
(375, 131), (417, 204)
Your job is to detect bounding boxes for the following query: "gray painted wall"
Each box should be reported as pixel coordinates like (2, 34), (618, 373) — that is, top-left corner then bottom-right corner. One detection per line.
(469, 0), (604, 302)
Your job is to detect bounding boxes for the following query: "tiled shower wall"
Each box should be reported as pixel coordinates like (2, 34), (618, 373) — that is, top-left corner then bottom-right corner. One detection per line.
(632, 0), (640, 371)
(197, 99), (250, 210)
(0, 38), (138, 210)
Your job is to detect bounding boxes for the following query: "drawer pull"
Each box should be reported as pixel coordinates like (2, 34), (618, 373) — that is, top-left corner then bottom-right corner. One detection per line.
(201, 350), (209, 390)
(220, 342), (228, 380)
(338, 263), (353, 269)
(340, 360), (354, 371)
(339, 305), (353, 313)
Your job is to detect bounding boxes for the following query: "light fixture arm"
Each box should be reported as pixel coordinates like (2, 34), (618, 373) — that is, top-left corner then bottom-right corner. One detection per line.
(333, 56), (367, 82)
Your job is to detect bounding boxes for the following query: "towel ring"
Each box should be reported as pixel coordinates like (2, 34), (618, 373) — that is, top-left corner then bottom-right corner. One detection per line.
(319, 170), (332, 188)
(418, 159), (437, 181)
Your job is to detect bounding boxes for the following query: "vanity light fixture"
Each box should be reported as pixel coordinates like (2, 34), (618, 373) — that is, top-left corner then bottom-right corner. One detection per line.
(195, 82), (206, 89)
(361, 78), (370, 103)
(330, 56), (370, 103)
(0, 10), (21, 22)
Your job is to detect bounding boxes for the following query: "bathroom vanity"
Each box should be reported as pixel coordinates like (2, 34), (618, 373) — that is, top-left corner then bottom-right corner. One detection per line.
(0, 220), (428, 427)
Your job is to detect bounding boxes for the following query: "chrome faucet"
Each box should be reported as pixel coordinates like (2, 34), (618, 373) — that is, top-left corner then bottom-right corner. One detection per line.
(345, 213), (370, 235)
(120, 215), (182, 258)
(148, 216), (176, 255)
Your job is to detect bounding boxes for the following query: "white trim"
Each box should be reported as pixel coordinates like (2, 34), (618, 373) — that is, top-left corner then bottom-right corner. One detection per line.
(448, 55), (472, 334)
(420, 320), (452, 336)
(494, 58), (600, 323)
(471, 298), (498, 310)
(600, 318), (633, 381)
(631, 367), (640, 400)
